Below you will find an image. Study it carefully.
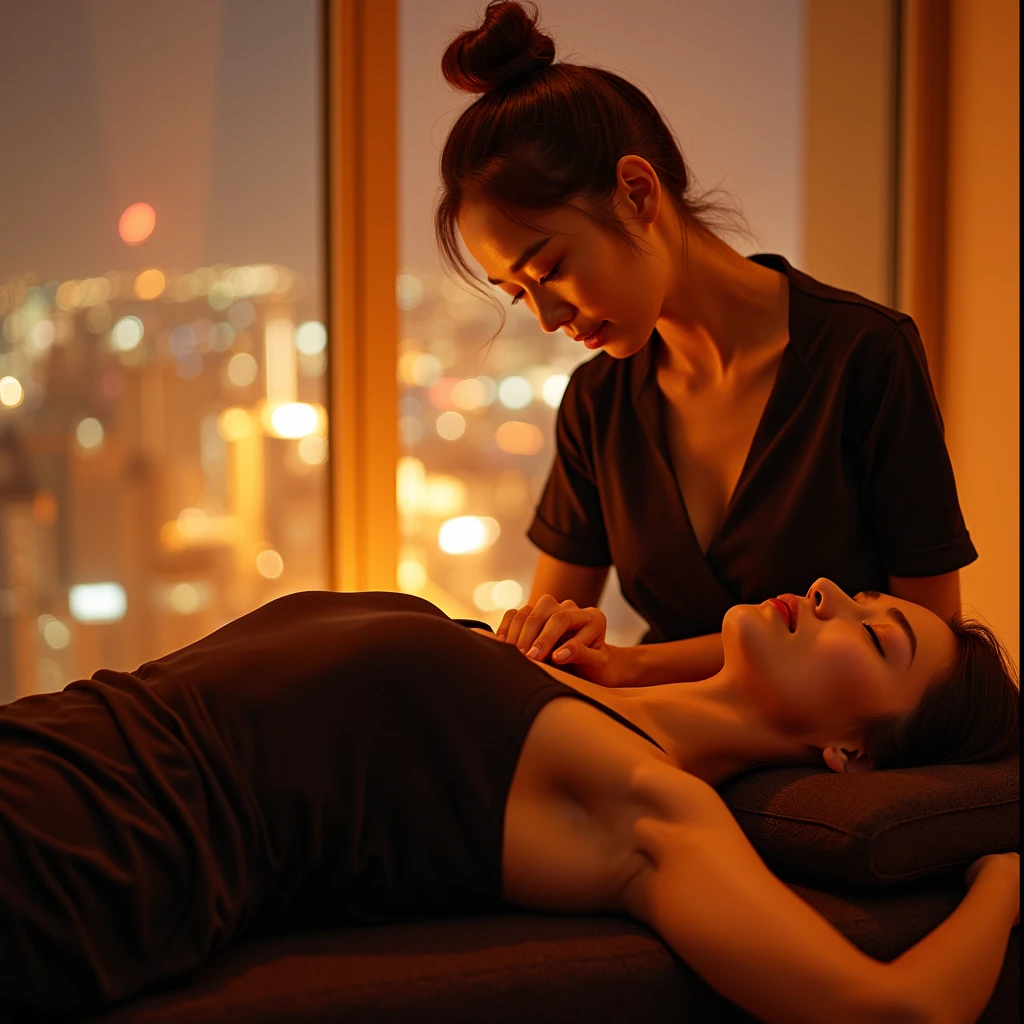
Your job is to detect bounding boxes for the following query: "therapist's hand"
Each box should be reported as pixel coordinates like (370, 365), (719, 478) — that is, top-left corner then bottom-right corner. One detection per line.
(496, 596), (625, 686)
(498, 595), (606, 660)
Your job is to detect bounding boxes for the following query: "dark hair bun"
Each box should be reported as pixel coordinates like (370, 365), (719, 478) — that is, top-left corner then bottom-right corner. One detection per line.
(442, 1), (555, 95)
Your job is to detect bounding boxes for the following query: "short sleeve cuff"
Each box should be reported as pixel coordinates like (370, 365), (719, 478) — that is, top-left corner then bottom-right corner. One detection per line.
(883, 532), (979, 578)
(527, 515), (611, 567)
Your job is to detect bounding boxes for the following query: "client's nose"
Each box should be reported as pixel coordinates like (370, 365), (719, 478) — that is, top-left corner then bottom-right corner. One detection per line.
(806, 577), (846, 617)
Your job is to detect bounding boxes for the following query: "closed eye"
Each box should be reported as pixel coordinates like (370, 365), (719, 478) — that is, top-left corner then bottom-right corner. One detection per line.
(864, 623), (885, 657)
(511, 260), (563, 305)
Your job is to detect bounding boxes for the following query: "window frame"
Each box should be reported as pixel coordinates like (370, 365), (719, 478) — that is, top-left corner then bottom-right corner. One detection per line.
(324, 0), (399, 592)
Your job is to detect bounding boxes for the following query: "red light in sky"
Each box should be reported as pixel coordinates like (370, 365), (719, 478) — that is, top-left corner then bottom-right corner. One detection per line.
(118, 202), (156, 245)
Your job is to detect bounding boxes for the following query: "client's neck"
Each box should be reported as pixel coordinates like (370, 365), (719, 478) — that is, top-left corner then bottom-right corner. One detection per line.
(631, 675), (820, 786)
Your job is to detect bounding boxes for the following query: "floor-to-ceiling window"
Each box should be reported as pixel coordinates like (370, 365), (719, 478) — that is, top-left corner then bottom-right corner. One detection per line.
(0, 0), (327, 700)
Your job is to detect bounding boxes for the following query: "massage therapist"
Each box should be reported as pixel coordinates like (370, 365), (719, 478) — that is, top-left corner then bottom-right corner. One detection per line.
(434, 1), (976, 683)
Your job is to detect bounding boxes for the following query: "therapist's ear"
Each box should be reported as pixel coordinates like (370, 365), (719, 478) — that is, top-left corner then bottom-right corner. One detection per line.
(822, 745), (874, 774)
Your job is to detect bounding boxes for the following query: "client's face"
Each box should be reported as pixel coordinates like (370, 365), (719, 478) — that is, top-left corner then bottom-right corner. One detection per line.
(721, 579), (956, 743)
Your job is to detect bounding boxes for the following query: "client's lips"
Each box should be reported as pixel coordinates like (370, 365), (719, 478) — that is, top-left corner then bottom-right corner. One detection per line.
(767, 596), (798, 633)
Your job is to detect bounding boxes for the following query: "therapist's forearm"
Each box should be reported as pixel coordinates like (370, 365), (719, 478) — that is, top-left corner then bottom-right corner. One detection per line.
(619, 632), (725, 686)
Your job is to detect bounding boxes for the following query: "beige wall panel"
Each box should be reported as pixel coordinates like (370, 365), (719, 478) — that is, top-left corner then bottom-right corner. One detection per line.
(803, 0), (896, 304)
(943, 0), (1019, 665)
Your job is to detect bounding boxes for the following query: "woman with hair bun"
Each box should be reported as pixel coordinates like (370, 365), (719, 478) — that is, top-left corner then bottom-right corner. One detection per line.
(436, 2), (978, 684)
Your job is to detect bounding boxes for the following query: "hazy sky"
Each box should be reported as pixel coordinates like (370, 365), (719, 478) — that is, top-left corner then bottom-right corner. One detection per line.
(0, 0), (322, 311)
(1, 0), (805, 315)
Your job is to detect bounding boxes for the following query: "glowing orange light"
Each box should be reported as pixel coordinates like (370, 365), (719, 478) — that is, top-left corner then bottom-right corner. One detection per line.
(33, 490), (59, 527)
(119, 202), (156, 245)
(133, 268), (165, 299)
(495, 421), (544, 455)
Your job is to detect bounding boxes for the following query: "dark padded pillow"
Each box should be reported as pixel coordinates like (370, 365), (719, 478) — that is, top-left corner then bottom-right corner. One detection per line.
(717, 755), (1019, 886)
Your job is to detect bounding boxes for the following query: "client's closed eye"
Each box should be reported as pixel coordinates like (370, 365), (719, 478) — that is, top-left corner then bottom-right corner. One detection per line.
(864, 624), (885, 656)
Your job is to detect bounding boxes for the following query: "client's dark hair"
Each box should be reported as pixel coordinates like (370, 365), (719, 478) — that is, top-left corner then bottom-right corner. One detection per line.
(861, 617), (1020, 770)
(436, 0), (740, 299)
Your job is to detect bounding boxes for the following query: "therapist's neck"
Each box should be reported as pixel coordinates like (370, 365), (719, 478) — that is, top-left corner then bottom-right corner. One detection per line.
(654, 221), (789, 380)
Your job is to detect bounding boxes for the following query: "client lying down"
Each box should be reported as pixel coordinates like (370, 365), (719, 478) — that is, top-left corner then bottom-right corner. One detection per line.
(0, 579), (1018, 1022)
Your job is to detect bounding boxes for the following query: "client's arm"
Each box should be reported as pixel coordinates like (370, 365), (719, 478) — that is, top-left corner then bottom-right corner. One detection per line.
(624, 767), (1018, 1024)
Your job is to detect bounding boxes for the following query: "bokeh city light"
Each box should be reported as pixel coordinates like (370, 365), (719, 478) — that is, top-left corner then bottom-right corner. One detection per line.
(118, 202), (157, 246)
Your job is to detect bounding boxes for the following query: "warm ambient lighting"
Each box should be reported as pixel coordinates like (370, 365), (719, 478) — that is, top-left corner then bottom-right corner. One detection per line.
(118, 202), (156, 245)
(397, 558), (428, 593)
(495, 421), (543, 455)
(398, 351), (443, 387)
(0, 375), (25, 408)
(110, 316), (144, 352)
(297, 435), (328, 465)
(37, 614), (71, 650)
(261, 401), (322, 440)
(164, 582), (208, 615)
(435, 411), (466, 441)
(255, 548), (284, 579)
(473, 579), (524, 612)
(217, 406), (253, 442)
(397, 459), (467, 518)
(226, 352), (259, 388)
(69, 583), (127, 623)
(264, 317), (296, 404)
(160, 509), (243, 551)
(497, 375), (533, 409)
(295, 320), (327, 355)
(541, 373), (570, 407)
(438, 515), (500, 555)
(75, 418), (104, 451)
(133, 269), (166, 300)
(451, 377), (494, 410)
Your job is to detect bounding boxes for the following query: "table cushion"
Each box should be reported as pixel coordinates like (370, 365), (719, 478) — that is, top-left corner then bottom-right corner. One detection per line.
(79, 878), (1018, 1024)
(717, 755), (1019, 886)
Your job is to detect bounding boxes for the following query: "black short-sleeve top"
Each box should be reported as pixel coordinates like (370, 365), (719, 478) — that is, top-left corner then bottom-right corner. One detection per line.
(527, 254), (977, 643)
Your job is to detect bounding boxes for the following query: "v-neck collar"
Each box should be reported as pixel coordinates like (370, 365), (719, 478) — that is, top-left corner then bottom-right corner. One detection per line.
(628, 253), (811, 580)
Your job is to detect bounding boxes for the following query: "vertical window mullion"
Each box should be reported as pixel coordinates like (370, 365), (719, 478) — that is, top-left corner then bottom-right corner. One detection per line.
(326, 0), (399, 592)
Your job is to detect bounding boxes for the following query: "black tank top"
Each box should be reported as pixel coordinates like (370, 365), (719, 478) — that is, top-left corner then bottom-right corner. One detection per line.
(2, 585), (671, 1007)
(142, 591), (666, 922)
(1, 591), (669, 1015)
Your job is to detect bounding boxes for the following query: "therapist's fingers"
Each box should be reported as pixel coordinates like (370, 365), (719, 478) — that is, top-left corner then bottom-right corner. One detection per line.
(532, 602), (602, 659)
(496, 607), (519, 642)
(513, 595), (563, 651)
(502, 607), (528, 646)
(502, 598), (546, 647)
(549, 611), (607, 660)
(517, 598), (582, 658)
(499, 595), (559, 649)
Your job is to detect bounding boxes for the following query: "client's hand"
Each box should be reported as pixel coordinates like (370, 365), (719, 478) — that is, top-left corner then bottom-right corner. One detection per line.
(965, 852), (1019, 926)
(496, 596), (626, 686)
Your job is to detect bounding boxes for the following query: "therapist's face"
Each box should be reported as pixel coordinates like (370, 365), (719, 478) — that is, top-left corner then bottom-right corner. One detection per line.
(458, 171), (672, 360)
